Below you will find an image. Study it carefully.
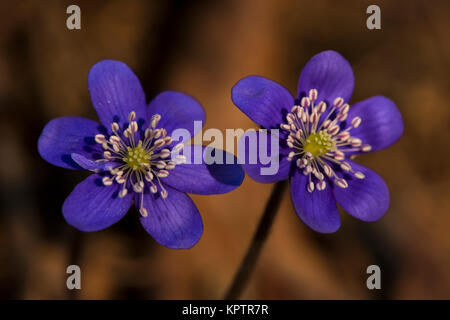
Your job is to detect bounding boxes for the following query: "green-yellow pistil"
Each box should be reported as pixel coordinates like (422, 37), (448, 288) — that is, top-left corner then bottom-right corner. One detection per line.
(123, 142), (151, 170)
(303, 131), (335, 157)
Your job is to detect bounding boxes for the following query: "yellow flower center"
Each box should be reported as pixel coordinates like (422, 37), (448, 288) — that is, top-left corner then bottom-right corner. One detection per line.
(303, 131), (335, 157)
(123, 143), (151, 170)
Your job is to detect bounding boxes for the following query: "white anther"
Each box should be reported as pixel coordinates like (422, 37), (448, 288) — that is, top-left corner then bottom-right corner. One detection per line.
(318, 101), (327, 113)
(351, 117), (362, 128)
(322, 119), (331, 129)
(111, 122), (120, 132)
(340, 162), (352, 172)
(296, 158), (308, 168)
(297, 106), (303, 119)
(154, 139), (165, 148)
(165, 162), (176, 170)
(340, 103), (350, 114)
(150, 185), (158, 194)
(161, 189), (168, 199)
(328, 125), (340, 136)
(145, 171), (154, 181)
(286, 113), (295, 124)
(305, 152), (313, 159)
(128, 111), (136, 122)
(145, 128), (153, 139)
(159, 149), (171, 159)
(310, 112), (318, 123)
(291, 105), (300, 113)
(350, 138), (362, 147)
(157, 170), (169, 178)
(301, 111), (308, 123)
(151, 114), (161, 128)
(153, 129), (162, 139)
(335, 178), (348, 189)
(156, 161), (166, 169)
(309, 89), (318, 101)
(337, 113), (348, 122)
(307, 181), (315, 193)
(317, 180), (326, 191)
(304, 165), (313, 174)
(337, 131), (350, 141)
(139, 207), (148, 217)
(116, 176), (126, 184)
(95, 134), (106, 144)
(163, 136), (172, 145)
(333, 97), (344, 107)
(124, 128), (131, 138)
(129, 121), (138, 133)
(361, 144), (372, 152)
(301, 97), (311, 108)
(280, 124), (291, 130)
(102, 176), (113, 186)
(119, 188), (128, 198)
(322, 163), (333, 177)
(110, 136), (120, 144)
(103, 151), (112, 159)
(287, 152), (295, 161)
(287, 141), (294, 148)
(133, 182), (144, 193)
(314, 171), (324, 180)
(295, 130), (303, 140)
(354, 171), (365, 179)
(112, 143), (120, 153)
(334, 150), (345, 161)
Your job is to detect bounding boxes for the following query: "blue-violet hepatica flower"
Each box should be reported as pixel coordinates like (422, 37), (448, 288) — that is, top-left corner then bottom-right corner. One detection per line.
(233, 50), (403, 233)
(38, 60), (244, 249)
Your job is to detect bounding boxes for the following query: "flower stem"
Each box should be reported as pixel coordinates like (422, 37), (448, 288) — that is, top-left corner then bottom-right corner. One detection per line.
(224, 180), (287, 299)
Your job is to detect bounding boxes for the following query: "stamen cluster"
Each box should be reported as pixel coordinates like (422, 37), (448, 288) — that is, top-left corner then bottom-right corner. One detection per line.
(94, 111), (186, 216)
(280, 89), (371, 193)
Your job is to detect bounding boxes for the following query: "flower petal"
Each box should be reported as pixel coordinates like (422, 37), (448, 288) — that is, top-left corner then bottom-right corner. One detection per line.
(238, 130), (291, 183)
(62, 174), (133, 232)
(147, 91), (205, 141)
(162, 145), (244, 195)
(333, 161), (389, 222)
(290, 170), (341, 233)
(38, 117), (104, 170)
(347, 96), (403, 153)
(138, 186), (203, 249)
(297, 50), (354, 103)
(88, 60), (147, 128)
(232, 75), (294, 129)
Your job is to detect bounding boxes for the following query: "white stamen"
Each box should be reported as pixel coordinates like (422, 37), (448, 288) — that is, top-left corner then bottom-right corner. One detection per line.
(307, 181), (315, 193)
(351, 117), (362, 128)
(102, 176), (113, 186)
(335, 178), (348, 188)
(309, 89), (318, 101)
(361, 144), (372, 152)
(317, 180), (326, 191)
(95, 134), (106, 144)
(128, 111), (136, 121)
(151, 114), (161, 128)
(333, 97), (344, 107)
(139, 207), (148, 217)
(119, 189), (128, 198)
(354, 172), (365, 179)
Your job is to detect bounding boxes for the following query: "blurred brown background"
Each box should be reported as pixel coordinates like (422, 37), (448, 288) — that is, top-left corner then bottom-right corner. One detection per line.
(0, 0), (449, 299)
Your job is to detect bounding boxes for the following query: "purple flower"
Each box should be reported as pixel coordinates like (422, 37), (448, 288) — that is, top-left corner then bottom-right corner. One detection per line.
(233, 50), (403, 233)
(38, 60), (244, 249)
